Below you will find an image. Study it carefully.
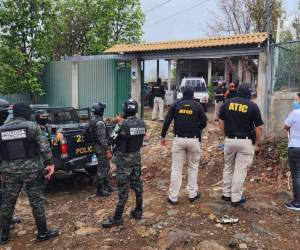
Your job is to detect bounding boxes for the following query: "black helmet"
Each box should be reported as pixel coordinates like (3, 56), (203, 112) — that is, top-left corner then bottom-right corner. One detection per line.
(13, 102), (33, 120)
(123, 98), (138, 116)
(183, 86), (194, 98)
(0, 98), (9, 111)
(91, 102), (106, 116)
(0, 98), (9, 125)
(35, 109), (49, 126)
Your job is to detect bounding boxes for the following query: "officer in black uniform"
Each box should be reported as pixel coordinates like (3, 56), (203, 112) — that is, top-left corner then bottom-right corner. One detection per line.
(151, 78), (165, 121)
(219, 83), (264, 206)
(102, 99), (146, 228)
(160, 86), (207, 204)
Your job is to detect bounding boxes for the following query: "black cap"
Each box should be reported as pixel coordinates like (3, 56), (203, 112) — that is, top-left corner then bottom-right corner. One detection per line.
(237, 83), (251, 99)
(13, 102), (33, 120)
(182, 86), (194, 98)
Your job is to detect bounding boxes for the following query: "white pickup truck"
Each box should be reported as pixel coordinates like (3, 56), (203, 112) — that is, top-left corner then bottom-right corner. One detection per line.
(177, 77), (209, 111)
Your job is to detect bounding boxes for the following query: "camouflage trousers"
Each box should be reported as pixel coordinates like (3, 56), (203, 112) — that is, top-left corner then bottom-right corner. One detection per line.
(96, 150), (110, 185)
(113, 151), (143, 212)
(0, 170), (46, 230)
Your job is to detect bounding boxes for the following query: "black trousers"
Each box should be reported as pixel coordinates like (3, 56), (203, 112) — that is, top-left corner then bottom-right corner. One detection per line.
(288, 147), (300, 203)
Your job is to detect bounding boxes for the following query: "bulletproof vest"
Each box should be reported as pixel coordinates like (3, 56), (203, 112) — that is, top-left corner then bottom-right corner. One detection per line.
(0, 123), (39, 161)
(116, 118), (146, 153)
(173, 100), (201, 137)
(153, 85), (163, 97)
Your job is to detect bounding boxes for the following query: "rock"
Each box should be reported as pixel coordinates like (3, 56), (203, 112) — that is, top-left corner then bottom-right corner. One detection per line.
(239, 243), (248, 249)
(196, 240), (226, 250)
(17, 230), (27, 236)
(158, 228), (199, 250)
(233, 233), (253, 243)
(75, 227), (98, 236)
(144, 211), (156, 218)
(75, 221), (85, 230)
(208, 214), (216, 220)
(228, 239), (239, 248)
(251, 222), (275, 237)
(167, 210), (178, 216)
(103, 238), (115, 246)
(215, 224), (223, 228)
(95, 209), (107, 217)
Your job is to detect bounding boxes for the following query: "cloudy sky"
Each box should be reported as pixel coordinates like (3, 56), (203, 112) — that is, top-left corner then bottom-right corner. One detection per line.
(140, 0), (298, 81)
(140, 0), (298, 42)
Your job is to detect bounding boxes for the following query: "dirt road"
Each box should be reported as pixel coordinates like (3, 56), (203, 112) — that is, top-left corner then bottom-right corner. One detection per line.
(4, 113), (300, 250)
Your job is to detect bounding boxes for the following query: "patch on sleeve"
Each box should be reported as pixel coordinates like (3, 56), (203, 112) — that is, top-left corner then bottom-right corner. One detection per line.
(1, 129), (27, 141)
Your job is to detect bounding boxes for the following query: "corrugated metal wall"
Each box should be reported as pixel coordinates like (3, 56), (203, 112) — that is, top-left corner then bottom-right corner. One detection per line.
(0, 92), (31, 104)
(78, 59), (116, 116)
(42, 61), (72, 107)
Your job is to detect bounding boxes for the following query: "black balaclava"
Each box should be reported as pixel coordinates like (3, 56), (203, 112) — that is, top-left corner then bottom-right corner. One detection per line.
(13, 103), (33, 120)
(237, 83), (251, 99)
(182, 86), (194, 99)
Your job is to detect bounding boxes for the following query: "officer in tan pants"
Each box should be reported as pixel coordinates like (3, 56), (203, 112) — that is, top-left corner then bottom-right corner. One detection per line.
(219, 83), (263, 207)
(151, 78), (165, 121)
(160, 86), (207, 205)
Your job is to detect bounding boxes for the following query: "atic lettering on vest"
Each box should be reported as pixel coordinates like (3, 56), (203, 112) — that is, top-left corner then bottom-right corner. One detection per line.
(1, 129), (27, 141)
(178, 109), (193, 115)
(228, 103), (248, 113)
(130, 127), (146, 136)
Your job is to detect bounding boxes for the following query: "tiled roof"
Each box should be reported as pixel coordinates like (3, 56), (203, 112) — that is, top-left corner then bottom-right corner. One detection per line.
(105, 32), (267, 54)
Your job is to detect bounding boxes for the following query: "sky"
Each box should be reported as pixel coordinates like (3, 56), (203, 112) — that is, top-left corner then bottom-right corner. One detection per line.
(140, 0), (298, 81)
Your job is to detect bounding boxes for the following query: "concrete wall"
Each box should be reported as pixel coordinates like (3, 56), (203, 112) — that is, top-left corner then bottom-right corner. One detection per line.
(268, 91), (296, 136)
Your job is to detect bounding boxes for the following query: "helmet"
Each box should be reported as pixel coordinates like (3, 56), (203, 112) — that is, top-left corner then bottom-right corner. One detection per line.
(0, 98), (9, 125)
(35, 109), (49, 126)
(91, 102), (106, 116)
(0, 98), (9, 111)
(123, 99), (138, 116)
(13, 102), (33, 120)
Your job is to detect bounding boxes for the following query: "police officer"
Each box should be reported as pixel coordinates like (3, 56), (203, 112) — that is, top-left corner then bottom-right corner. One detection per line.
(151, 78), (165, 121)
(160, 86), (207, 205)
(0, 99), (10, 126)
(0, 103), (58, 244)
(35, 110), (51, 141)
(219, 83), (263, 207)
(88, 102), (112, 197)
(102, 99), (146, 228)
(214, 81), (226, 121)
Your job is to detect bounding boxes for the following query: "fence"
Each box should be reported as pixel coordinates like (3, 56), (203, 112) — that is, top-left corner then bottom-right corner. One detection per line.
(272, 41), (300, 92)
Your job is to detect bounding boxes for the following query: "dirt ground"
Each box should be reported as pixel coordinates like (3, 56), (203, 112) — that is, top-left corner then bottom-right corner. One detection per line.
(3, 110), (300, 250)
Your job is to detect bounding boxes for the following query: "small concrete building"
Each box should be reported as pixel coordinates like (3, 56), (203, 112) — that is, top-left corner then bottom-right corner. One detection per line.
(106, 32), (270, 131)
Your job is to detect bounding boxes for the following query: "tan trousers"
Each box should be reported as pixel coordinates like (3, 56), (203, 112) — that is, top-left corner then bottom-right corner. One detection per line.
(152, 97), (164, 121)
(223, 138), (254, 202)
(214, 101), (223, 121)
(169, 137), (201, 202)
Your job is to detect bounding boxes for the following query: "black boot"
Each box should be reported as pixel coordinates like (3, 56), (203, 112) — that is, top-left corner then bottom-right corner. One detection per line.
(103, 179), (113, 193)
(36, 219), (59, 243)
(97, 183), (110, 197)
(131, 196), (143, 220)
(102, 206), (123, 228)
(0, 221), (11, 245)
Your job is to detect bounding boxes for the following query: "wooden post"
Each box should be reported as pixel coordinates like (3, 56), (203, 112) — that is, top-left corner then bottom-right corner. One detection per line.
(207, 60), (212, 87)
(131, 58), (142, 118)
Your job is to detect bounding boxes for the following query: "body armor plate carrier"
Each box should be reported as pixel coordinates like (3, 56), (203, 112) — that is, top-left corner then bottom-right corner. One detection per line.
(0, 124), (38, 161)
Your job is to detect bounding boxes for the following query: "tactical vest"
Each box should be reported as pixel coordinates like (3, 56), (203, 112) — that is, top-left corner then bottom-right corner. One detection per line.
(0, 123), (39, 161)
(115, 118), (146, 153)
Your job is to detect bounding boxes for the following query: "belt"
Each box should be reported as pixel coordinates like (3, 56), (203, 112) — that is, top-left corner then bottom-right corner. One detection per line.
(227, 136), (250, 139)
(175, 135), (199, 139)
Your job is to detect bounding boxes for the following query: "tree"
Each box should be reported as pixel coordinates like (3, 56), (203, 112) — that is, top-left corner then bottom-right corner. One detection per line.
(0, 0), (54, 99)
(206, 0), (282, 36)
(51, 0), (144, 59)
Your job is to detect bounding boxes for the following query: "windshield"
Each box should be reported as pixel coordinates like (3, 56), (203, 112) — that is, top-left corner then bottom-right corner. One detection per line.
(51, 110), (80, 124)
(184, 80), (207, 92)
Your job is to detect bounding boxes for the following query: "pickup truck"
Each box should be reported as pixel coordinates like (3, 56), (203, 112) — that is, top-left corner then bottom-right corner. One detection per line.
(32, 106), (98, 174)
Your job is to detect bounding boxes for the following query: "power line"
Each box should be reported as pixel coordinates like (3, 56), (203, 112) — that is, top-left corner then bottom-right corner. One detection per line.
(145, 0), (212, 28)
(144, 0), (173, 14)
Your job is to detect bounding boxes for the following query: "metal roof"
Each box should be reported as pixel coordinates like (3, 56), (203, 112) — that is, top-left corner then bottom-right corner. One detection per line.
(105, 32), (267, 54)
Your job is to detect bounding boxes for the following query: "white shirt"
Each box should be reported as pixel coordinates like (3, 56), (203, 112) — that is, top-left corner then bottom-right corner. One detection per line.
(285, 109), (300, 148)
